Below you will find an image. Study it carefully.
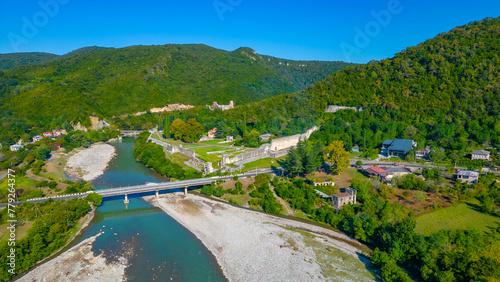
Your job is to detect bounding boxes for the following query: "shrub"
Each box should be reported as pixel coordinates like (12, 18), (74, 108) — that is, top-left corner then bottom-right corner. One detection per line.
(86, 193), (103, 206)
(213, 186), (225, 197)
(201, 185), (214, 196)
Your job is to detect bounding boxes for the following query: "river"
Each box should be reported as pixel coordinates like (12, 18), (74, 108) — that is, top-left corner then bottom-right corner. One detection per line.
(71, 137), (226, 281)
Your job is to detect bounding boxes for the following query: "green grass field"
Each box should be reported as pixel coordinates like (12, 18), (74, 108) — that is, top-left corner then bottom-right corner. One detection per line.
(0, 176), (38, 191)
(241, 157), (285, 173)
(415, 199), (500, 236)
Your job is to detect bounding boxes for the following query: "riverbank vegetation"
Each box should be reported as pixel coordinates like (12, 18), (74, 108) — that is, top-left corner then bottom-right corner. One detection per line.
(0, 198), (93, 281)
(133, 131), (201, 180)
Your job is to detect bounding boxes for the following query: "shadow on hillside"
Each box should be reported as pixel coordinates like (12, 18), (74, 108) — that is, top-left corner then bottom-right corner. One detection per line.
(486, 222), (500, 233)
(356, 252), (382, 281)
(465, 202), (482, 212)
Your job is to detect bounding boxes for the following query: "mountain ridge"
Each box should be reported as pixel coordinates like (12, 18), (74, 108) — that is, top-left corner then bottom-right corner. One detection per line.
(0, 44), (354, 127)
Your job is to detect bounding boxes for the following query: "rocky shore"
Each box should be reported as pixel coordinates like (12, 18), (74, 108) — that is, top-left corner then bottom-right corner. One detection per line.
(18, 232), (129, 282)
(65, 143), (116, 181)
(146, 193), (377, 281)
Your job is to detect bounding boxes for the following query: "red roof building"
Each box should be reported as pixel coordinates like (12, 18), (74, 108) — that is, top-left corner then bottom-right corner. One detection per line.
(208, 128), (217, 139)
(364, 166), (389, 177)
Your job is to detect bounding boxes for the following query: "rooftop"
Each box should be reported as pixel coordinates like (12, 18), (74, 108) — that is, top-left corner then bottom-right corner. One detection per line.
(368, 166), (388, 173)
(457, 170), (479, 177)
(333, 193), (352, 198)
(382, 166), (411, 173)
(382, 140), (393, 146)
(472, 150), (490, 155)
(388, 139), (414, 152)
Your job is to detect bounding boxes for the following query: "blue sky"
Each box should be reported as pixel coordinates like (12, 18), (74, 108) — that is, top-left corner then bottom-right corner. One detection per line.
(1, 0), (499, 63)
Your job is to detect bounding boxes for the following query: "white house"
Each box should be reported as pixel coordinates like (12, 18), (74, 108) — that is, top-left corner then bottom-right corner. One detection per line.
(471, 150), (490, 161)
(457, 170), (480, 185)
(33, 135), (43, 143)
(10, 144), (24, 152)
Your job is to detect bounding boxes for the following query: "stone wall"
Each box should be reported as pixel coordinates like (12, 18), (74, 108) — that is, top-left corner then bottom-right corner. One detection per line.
(148, 138), (196, 159)
(270, 126), (319, 151)
(222, 126), (318, 166)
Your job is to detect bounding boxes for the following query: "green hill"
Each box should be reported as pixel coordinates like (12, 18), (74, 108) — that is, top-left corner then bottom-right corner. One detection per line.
(0, 44), (353, 126)
(230, 17), (500, 150)
(0, 47), (110, 71)
(0, 52), (59, 70)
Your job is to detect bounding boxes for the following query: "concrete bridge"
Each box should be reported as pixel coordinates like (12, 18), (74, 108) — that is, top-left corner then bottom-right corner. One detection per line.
(120, 130), (144, 136)
(0, 168), (278, 207)
(98, 168), (276, 203)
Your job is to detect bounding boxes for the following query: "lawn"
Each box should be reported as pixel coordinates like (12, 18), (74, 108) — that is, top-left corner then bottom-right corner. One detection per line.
(415, 199), (500, 236)
(199, 139), (233, 146)
(192, 146), (235, 155)
(241, 157), (285, 173)
(0, 175), (38, 191)
(197, 154), (223, 164)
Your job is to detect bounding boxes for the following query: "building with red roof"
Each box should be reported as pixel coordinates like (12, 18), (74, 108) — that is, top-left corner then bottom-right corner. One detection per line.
(364, 166), (389, 177)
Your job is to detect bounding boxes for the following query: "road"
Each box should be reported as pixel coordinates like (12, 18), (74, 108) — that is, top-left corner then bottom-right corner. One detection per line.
(349, 160), (448, 171)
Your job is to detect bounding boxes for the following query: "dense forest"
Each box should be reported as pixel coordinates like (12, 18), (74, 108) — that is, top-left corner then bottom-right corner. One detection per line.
(0, 47), (110, 70)
(200, 17), (500, 159)
(0, 44), (352, 131)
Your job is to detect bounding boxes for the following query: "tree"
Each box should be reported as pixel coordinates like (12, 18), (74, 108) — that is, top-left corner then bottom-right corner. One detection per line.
(36, 146), (51, 160)
(323, 140), (350, 175)
(86, 193), (103, 206)
(170, 119), (186, 140)
(414, 191), (425, 202)
(201, 185), (214, 196)
(405, 150), (416, 163)
(163, 116), (170, 138)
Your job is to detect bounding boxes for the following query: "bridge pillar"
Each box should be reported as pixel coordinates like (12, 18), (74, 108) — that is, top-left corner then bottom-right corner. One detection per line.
(184, 187), (188, 196)
(124, 194), (129, 204)
(156, 190), (159, 198)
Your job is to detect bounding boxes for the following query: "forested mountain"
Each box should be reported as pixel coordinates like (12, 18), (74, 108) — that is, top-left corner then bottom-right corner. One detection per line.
(0, 47), (109, 70)
(228, 17), (500, 152)
(0, 52), (59, 70)
(0, 44), (352, 127)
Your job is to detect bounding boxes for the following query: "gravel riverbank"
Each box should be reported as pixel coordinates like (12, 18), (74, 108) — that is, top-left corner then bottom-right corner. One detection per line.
(18, 232), (129, 282)
(65, 143), (116, 181)
(146, 193), (377, 281)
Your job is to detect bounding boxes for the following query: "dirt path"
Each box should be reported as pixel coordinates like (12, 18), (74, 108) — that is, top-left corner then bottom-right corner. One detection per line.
(26, 169), (69, 190)
(271, 186), (294, 216)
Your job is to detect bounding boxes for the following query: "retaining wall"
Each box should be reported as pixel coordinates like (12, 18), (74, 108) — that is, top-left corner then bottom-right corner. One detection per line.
(222, 126), (318, 166)
(148, 138), (196, 159)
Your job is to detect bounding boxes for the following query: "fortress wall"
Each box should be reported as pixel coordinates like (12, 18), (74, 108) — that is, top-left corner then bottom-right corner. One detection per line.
(270, 126), (319, 151)
(222, 127), (318, 166)
(224, 144), (271, 164)
(148, 138), (196, 159)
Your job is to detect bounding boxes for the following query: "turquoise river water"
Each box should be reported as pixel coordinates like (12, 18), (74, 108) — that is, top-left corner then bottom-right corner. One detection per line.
(71, 137), (226, 281)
